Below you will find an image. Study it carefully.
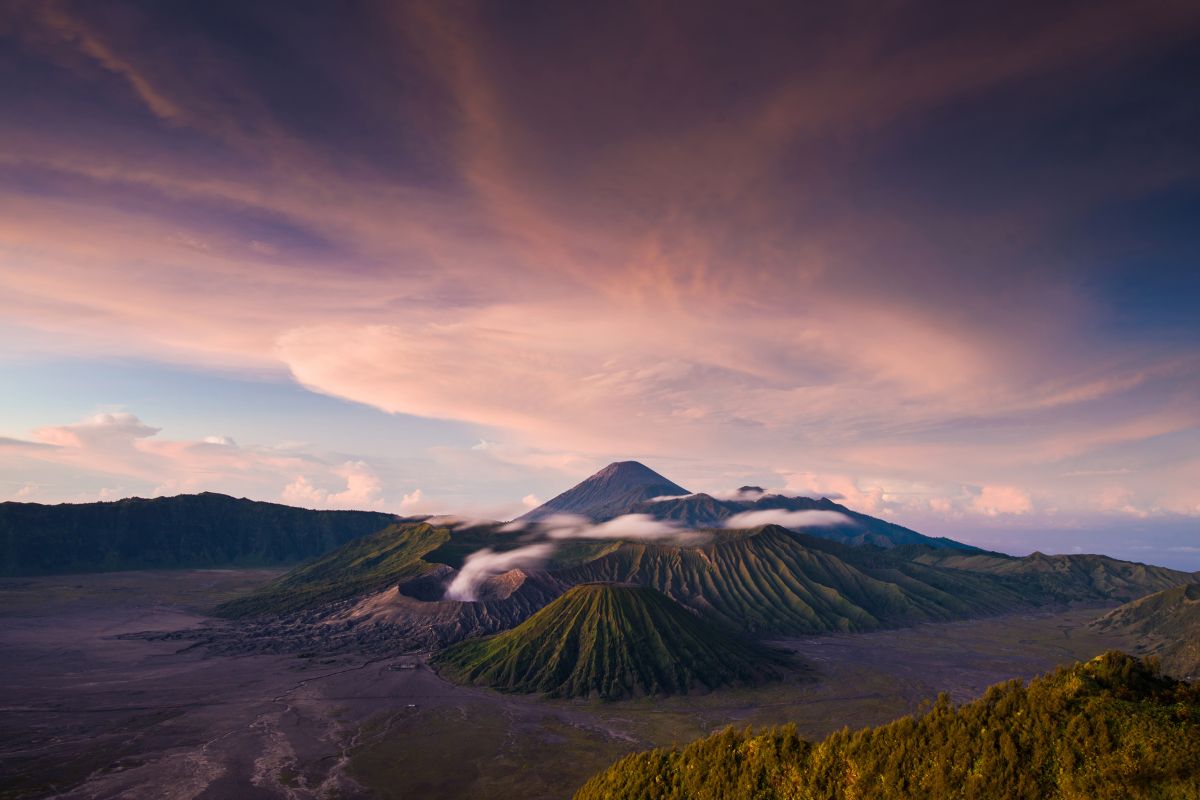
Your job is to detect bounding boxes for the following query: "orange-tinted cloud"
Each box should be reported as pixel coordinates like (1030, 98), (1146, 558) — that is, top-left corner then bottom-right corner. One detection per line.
(1, 0), (1198, 534)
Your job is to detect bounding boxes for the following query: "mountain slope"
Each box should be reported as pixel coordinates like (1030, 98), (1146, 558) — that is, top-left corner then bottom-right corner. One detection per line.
(556, 526), (1038, 635)
(903, 547), (1192, 603)
(215, 521), (450, 618)
(0, 493), (398, 576)
(575, 651), (1200, 799)
(213, 521), (1193, 654)
(432, 583), (786, 699)
(516, 461), (689, 522)
(634, 492), (978, 550)
(521, 461), (976, 550)
(1089, 583), (1200, 679)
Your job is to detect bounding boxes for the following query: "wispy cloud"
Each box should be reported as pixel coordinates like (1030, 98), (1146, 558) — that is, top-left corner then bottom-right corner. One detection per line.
(723, 509), (854, 530)
(443, 543), (556, 602)
(0, 0), (1198, 560)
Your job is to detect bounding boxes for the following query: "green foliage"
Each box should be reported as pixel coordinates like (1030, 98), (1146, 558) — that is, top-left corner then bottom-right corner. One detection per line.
(1090, 583), (1200, 679)
(904, 548), (1192, 604)
(432, 583), (788, 700)
(558, 527), (1034, 636)
(215, 522), (449, 617)
(575, 652), (1200, 800)
(0, 492), (396, 576)
(214, 520), (1192, 637)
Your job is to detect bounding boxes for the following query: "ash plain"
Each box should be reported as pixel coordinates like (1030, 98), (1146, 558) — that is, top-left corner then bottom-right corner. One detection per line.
(0, 570), (1135, 799)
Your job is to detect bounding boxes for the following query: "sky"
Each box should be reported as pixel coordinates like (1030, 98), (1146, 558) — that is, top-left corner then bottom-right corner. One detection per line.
(1, 0), (1198, 568)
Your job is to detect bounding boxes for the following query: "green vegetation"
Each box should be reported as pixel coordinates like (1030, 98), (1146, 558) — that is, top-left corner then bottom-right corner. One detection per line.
(575, 652), (1200, 799)
(560, 526), (1032, 635)
(212, 520), (1192, 641)
(903, 547), (1192, 603)
(215, 522), (449, 617)
(433, 583), (787, 700)
(1090, 583), (1200, 679)
(0, 493), (397, 576)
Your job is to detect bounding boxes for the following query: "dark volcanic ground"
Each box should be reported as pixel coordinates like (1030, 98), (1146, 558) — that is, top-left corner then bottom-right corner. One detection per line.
(0, 570), (1137, 799)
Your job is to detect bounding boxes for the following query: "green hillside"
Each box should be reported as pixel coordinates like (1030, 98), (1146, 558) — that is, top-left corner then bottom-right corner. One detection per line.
(1089, 583), (1200, 679)
(575, 651), (1200, 799)
(0, 493), (398, 576)
(215, 521), (449, 617)
(214, 522), (1191, 646)
(560, 526), (1033, 635)
(902, 547), (1192, 603)
(432, 583), (787, 700)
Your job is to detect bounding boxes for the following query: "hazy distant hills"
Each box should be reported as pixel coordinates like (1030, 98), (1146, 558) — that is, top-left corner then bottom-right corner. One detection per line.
(903, 547), (1191, 603)
(0, 493), (398, 575)
(432, 583), (787, 699)
(515, 460), (689, 522)
(1089, 583), (1200, 679)
(574, 651), (1200, 799)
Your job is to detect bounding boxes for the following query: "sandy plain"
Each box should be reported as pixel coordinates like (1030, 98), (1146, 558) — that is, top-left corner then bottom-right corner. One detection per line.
(0, 570), (1136, 799)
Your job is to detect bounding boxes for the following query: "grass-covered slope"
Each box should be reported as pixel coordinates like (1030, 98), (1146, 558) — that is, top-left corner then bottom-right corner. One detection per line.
(0, 493), (397, 576)
(560, 526), (1031, 635)
(1089, 583), (1200, 679)
(432, 583), (786, 699)
(216, 521), (449, 617)
(212, 519), (1190, 645)
(903, 547), (1193, 603)
(575, 651), (1200, 800)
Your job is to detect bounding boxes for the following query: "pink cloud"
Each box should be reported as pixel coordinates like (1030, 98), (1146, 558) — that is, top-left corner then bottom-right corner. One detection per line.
(970, 486), (1034, 517)
(0, 0), (1197, 534)
(280, 461), (386, 511)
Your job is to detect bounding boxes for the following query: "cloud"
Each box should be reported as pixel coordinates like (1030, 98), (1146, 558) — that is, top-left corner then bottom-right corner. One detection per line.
(34, 412), (160, 449)
(970, 485), (1034, 517)
(0, 437), (60, 452)
(647, 487), (772, 503)
(0, 0), (1198, 539)
(723, 509), (854, 530)
(3, 484), (39, 501)
(520, 493), (540, 509)
(780, 472), (878, 512)
(2, 411), (414, 510)
(280, 460), (385, 510)
(443, 543), (555, 602)
(541, 513), (690, 542)
(647, 493), (695, 502)
(443, 513), (702, 601)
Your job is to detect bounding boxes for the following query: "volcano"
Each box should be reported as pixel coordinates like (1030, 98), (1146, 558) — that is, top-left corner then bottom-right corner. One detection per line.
(516, 461), (689, 522)
(431, 582), (787, 699)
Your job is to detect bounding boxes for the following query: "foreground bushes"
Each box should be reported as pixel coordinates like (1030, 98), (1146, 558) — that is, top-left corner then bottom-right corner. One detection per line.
(575, 652), (1200, 800)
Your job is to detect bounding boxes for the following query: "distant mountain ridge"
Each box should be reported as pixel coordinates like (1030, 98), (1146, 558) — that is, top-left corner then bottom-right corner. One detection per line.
(903, 547), (1191, 603)
(520, 460), (978, 551)
(516, 461), (689, 522)
(0, 493), (399, 575)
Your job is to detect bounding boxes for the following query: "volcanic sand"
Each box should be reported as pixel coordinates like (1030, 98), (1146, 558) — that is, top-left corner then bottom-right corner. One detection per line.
(0, 570), (1137, 799)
